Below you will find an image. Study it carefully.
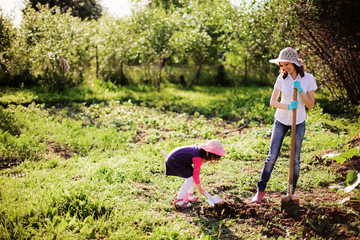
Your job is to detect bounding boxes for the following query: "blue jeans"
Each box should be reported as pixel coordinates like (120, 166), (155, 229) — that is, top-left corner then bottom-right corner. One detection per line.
(257, 120), (305, 193)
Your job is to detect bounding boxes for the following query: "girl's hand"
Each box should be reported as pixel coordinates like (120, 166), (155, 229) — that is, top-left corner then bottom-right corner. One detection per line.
(195, 183), (206, 196)
(287, 101), (298, 110)
(292, 80), (303, 94)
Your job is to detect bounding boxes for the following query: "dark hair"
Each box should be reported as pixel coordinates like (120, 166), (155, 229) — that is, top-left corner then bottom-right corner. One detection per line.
(280, 64), (305, 79)
(199, 148), (221, 163)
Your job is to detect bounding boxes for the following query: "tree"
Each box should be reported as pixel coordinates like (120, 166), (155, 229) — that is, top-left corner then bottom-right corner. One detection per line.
(0, 9), (14, 85)
(293, 0), (360, 105)
(144, 0), (191, 9)
(169, 20), (212, 87)
(234, 0), (295, 85)
(130, 7), (179, 90)
(169, 0), (238, 87)
(96, 16), (133, 85)
(14, 5), (94, 89)
(240, 0), (360, 104)
(27, 0), (103, 20)
(0, 9), (12, 53)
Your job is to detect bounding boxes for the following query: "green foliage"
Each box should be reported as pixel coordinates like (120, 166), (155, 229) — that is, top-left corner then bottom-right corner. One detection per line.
(3, 0), (269, 89)
(327, 147), (360, 195)
(331, 147), (359, 165)
(0, 10), (24, 87)
(96, 16), (131, 85)
(0, 106), (20, 136)
(0, 9), (12, 52)
(1, 0), (359, 104)
(294, 0), (360, 104)
(169, 5), (212, 64)
(245, 0), (360, 104)
(347, 170), (358, 186)
(55, 191), (112, 220)
(1, 5), (94, 89)
(21, 5), (92, 89)
(148, 0), (190, 9)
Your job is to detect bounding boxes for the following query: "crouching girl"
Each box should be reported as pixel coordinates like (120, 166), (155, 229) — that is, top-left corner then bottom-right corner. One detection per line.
(165, 140), (226, 208)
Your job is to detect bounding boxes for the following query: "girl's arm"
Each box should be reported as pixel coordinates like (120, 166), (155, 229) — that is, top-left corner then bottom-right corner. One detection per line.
(192, 157), (206, 196)
(299, 90), (315, 110)
(195, 183), (206, 196)
(270, 88), (288, 110)
(270, 88), (316, 110)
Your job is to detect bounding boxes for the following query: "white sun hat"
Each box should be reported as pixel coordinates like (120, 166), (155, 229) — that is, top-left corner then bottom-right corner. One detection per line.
(269, 47), (302, 67)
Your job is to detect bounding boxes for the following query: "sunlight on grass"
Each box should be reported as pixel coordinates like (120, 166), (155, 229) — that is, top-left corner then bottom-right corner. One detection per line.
(0, 85), (359, 239)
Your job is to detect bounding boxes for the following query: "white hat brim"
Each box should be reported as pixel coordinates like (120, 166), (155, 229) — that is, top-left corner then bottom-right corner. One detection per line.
(269, 58), (302, 67)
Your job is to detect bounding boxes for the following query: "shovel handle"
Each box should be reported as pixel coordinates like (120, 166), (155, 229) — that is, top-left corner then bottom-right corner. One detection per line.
(288, 88), (298, 197)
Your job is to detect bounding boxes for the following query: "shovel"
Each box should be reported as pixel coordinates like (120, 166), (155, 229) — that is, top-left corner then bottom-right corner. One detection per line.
(281, 87), (300, 210)
(204, 191), (223, 207)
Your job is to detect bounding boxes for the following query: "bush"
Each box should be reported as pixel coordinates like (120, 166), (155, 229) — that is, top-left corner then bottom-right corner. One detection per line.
(1, 5), (93, 89)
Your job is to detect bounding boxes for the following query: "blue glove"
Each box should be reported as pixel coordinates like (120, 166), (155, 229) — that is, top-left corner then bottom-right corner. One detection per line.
(287, 101), (298, 110)
(292, 80), (303, 94)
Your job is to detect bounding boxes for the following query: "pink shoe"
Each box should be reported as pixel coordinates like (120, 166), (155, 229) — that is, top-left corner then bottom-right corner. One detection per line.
(173, 198), (191, 208)
(251, 192), (265, 203)
(184, 193), (200, 202)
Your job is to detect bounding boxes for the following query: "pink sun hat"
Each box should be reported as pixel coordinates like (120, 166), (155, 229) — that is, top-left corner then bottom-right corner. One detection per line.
(199, 140), (226, 156)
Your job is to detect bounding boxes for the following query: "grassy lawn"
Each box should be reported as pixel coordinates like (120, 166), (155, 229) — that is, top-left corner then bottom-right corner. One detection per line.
(0, 82), (359, 239)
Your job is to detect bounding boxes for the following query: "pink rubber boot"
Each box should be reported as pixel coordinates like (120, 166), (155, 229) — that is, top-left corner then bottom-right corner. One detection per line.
(251, 191), (265, 203)
(173, 198), (191, 208)
(184, 193), (200, 202)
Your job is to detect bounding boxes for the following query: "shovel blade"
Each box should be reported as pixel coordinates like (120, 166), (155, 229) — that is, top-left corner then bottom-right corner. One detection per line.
(213, 195), (223, 203)
(206, 199), (215, 207)
(281, 195), (300, 210)
(204, 192), (223, 207)
(206, 196), (223, 207)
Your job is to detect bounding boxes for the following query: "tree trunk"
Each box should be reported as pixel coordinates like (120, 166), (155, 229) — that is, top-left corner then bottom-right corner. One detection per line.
(244, 55), (247, 85)
(119, 60), (128, 86)
(189, 55), (205, 88)
(156, 57), (165, 91)
(95, 45), (99, 79)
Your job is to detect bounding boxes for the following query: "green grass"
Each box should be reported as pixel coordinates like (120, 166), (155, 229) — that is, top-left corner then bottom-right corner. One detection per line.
(0, 81), (359, 239)
(1, 79), (276, 122)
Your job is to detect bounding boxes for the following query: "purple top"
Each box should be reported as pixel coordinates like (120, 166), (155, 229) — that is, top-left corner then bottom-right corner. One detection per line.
(165, 145), (203, 182)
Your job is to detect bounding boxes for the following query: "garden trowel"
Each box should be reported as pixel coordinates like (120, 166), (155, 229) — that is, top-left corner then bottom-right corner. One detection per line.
(204, 191), (223, 207)
(281, 88), (300, 210)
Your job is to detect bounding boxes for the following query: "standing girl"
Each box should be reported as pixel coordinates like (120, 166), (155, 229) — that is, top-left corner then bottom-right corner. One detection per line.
(165, 140), (226, 207)
(251, 47), (317, 203)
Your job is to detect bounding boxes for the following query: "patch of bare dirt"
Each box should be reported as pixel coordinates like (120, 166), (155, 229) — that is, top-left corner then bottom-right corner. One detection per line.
(349, 132), (360, 148)
(312, 133), (360, 172)
(46, 140), (74, 159)
(345, 200), (360, 212)
(176, 188), (359, 239)
(331, 155), (360, 177)
(0, 161), (22, 169)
